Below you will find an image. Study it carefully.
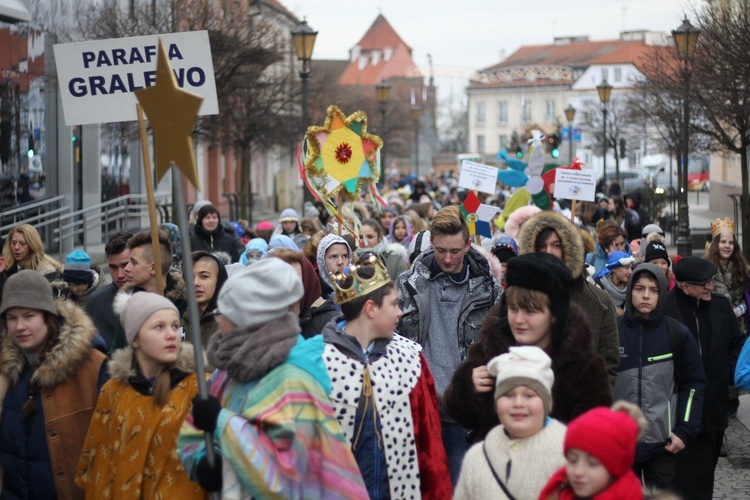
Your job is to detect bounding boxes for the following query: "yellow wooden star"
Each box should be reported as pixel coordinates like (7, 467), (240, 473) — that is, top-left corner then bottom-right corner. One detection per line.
(135, 38), (202, 190)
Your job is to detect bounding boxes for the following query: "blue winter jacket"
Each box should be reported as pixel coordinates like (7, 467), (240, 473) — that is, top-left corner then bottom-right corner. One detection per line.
(613, 264), (706, 463)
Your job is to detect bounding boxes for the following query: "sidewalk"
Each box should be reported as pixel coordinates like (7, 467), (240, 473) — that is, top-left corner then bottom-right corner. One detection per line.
(714, 394), (750, 498)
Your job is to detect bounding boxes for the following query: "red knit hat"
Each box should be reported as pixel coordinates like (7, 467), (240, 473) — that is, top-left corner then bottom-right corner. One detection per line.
(564, 407), (639, 478)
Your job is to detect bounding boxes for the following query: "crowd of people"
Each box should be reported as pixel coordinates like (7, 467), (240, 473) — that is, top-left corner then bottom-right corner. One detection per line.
(0, 174), (745, 500)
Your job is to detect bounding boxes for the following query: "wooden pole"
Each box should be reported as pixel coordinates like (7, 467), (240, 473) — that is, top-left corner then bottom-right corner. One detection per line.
(136, 104), (164, 295)
(337, 191), (343, 236)
(570, 199), (578, 223)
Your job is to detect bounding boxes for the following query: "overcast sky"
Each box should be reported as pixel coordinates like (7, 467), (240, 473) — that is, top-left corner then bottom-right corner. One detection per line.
(287, 0), (703, 75)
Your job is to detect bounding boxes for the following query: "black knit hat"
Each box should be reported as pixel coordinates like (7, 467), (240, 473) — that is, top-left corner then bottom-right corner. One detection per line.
(505, 252), (573, 348)
(644, 241), (670, 264)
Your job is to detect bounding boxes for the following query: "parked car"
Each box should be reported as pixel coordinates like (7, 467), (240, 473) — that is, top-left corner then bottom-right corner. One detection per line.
(652, 170), (679, 200)
(687, 157), (710, 191)
(605, 170), (648, 193)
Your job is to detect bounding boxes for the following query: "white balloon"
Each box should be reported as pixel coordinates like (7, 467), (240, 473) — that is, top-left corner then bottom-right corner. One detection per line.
(526, 176), (545, 195)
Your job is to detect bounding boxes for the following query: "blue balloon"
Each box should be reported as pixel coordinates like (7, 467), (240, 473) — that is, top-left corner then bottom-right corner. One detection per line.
(497, 169), (529, 188)
(505, 158), (528, 172)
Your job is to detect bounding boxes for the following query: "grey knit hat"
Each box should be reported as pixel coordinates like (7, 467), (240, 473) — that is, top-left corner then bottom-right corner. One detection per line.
(0, 270), (57, 317)
(217, 258), (303, 329)
(114, 292), (179, 345)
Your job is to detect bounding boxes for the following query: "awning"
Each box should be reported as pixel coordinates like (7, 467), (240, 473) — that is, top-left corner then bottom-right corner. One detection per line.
(0, 0), (31, 23)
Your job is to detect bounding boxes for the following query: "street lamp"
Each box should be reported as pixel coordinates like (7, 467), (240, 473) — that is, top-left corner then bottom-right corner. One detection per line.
(411, 105), (422, 176)
(291, 18), (317, 128)
(564, 104), (576, 164)
(375, 81), (391, 173)
(291, 18), (317, 206)
(597, 79), (613, 186)
(672, 17), (700, 257)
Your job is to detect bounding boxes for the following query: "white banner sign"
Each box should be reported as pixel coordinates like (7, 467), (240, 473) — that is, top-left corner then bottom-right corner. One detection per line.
(553, 168), (597, 202)
(458, 160), (499, 195)
(54, 31), (218, 125)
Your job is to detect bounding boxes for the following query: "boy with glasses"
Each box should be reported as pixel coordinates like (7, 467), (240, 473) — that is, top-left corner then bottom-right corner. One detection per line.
(664, 256), (745, 499)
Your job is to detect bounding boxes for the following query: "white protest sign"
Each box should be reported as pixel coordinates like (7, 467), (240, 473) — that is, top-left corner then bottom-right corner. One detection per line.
(458, 160), (498, 195)
(553, 169), (596, 202)
(54, 31), (218, 125)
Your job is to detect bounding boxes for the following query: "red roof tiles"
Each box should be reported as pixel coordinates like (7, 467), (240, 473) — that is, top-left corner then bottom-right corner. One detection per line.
(338, 14), (421, 86)
(355, 14), (411, 52)
(484, 39), (647, 72)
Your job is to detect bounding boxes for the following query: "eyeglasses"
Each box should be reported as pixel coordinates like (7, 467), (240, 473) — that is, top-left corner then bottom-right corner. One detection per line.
(684, 278), (715, 290)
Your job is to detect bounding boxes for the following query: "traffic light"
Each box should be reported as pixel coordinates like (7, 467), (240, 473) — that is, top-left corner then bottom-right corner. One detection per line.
(548, 133), (561, 159)
(516, 144), (523, 158)
(27, 133), (34, 158)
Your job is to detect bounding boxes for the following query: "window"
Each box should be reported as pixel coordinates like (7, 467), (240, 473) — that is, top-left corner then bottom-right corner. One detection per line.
(477, 135), (485, 153)
(601, 68), (609, 82)
(476, 101), (486, 124)
(522, 101), (532, 121)
(498, 101), (508, 124)
(614, 68), (622, 82)
(545, 99), (555, 122)
(499, 135), (508, 151)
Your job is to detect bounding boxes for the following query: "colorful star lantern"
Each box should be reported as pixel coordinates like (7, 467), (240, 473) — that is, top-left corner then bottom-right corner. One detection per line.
(299, 105), (385, 235)
(461, 191), (500, 238)
(134, 39), (202, 190)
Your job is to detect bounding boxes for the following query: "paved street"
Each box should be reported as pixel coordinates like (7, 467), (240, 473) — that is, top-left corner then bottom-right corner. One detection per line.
(714, 394), (750, 498)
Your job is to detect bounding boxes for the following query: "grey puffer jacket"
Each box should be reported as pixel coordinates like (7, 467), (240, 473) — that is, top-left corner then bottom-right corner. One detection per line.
(396, 246), (501, 360)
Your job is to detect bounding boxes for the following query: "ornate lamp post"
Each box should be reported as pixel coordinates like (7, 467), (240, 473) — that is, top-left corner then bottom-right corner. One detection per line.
(375, 81), (391, 173)
(564, 104), (576, 164)
(596, 79), (613, 186)
(291, 19), (317, 206)
(410, 105), (422, 176)
(672, 17), (700, 257)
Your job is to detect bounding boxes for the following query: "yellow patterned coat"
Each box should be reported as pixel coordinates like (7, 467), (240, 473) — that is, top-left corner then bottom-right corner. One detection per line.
(75, 344), (206, 499)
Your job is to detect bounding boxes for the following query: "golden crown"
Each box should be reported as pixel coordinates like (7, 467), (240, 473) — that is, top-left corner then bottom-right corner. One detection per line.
(710, 217), (735, 239)
(329, 252), (392, 304)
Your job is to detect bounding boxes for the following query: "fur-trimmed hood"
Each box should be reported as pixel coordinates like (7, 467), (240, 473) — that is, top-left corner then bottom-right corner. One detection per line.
(0, 299), (98, 389)
(108, 343), (197, 384)
(518, 211), (585, 279)
(472, 243), (503, 283)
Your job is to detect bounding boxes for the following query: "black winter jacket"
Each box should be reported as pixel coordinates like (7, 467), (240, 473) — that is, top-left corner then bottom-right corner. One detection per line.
(664, 287), (745, 433)
(190, 223), (244, 263)
(614, 264), (706, 462)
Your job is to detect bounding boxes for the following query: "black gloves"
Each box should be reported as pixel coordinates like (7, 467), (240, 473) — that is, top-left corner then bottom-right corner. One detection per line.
(191, 395), (222, 432)
(196, 456), (223, 492)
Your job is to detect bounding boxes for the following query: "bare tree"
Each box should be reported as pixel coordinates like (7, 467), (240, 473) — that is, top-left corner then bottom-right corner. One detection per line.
(54, 0), (301, 219)
(583, 97), (642, 182)
(687, 3), (750, 257)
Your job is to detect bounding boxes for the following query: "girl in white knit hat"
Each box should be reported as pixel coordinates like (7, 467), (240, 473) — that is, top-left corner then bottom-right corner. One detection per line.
(454, 346), (566, 500)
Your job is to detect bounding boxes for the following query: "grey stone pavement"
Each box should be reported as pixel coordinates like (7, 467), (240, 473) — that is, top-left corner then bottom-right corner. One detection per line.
(714, 394), (750, 499)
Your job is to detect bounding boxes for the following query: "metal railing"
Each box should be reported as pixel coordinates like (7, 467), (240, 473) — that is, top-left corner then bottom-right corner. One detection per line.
(0, 192), (172, 260)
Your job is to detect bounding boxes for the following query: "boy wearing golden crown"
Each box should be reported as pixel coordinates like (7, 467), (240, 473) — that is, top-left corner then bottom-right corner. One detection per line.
(322, 252), (452, 499)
